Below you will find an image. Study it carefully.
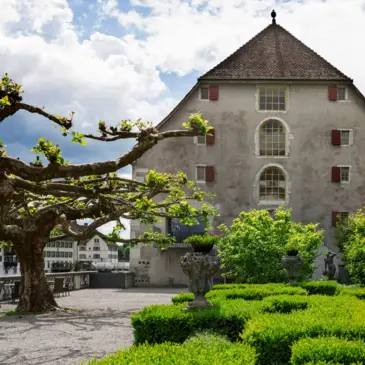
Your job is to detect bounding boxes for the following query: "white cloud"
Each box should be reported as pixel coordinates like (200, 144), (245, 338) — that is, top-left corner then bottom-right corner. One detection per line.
(0, 0), (175, 140)
(111, 0), (365, 93)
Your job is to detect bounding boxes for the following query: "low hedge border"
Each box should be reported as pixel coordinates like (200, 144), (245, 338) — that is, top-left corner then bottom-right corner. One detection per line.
(131, 299), (265, 344)
(242, 295), (365, 365)
(339, 287), (365, 300)
(290, 337), (365, 365)
(82, 333), (257, 365)
(299, 281), (339, 296)
(172, 286), (308, 304)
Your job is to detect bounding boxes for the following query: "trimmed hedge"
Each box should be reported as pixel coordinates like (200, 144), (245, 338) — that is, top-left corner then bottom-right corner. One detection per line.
(131, 299), (264, 344)
(339, 287), (365, 300)
(172, 286), (307, 304)
(262, 295), (309, 314)
(242, 295), (365, 365)
(299, 281), (338, 296)
(291, 337), (365, 364)
(83, 333), (257, 365)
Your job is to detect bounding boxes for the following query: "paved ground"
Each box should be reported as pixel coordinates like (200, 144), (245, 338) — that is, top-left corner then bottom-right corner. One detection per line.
(0, 288), (183, 365)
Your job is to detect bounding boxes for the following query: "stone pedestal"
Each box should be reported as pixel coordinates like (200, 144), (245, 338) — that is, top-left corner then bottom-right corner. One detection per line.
(180, 252), (220, 309)
(282, 255), (301, 285)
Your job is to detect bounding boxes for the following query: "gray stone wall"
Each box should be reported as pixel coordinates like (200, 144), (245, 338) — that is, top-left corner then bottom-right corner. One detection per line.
(131, 81), (365, 280)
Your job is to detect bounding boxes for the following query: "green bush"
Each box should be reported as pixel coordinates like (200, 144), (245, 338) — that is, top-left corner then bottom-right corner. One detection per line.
(172, 286), (307, 304)
(339, 287), (365, 299)
(242, 295), (365, 365)
(335, 209), (365, 285)
(217, 207), (323, 283)
(291, 337), (365, 365)
(262, 295), (308, 314)
(132, 299), (264, 344)
(299, 281), (338, 296)
(83, 333), (257, 365)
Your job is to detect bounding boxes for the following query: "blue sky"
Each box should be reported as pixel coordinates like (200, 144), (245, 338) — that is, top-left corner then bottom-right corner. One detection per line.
(1, 0), (365, 235)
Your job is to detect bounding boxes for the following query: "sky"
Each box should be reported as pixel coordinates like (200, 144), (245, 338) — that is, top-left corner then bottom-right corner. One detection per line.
(1, 0), (365, 239)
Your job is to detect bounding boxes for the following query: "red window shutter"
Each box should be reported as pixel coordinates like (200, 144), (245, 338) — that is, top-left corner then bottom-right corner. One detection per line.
(332, 130), (341, 145)
(206, 128), (215, 145)
(209, 85), (219, 101)
(332, 166), (341, 182)
(328, 86), (338, 101)
(205, 166), (215, 182)
(332, 211), (339, 227)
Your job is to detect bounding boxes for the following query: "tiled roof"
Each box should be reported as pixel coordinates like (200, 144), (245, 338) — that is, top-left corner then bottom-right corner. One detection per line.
(200, 23), (351, 81)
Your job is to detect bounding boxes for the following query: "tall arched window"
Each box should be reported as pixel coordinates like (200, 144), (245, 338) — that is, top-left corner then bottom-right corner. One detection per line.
(259, 166), (286, 201)
(259, 120), (286, 156)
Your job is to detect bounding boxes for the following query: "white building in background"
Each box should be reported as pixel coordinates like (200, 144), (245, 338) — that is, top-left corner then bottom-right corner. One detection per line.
(0, 225), (120, 276)
(0, 246), (20, 276)
(43, 239), (77, 272)
(78, 235), (118, 264)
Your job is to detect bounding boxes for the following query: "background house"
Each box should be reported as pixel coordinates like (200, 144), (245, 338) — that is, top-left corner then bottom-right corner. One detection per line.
(130, 16), (365, 285)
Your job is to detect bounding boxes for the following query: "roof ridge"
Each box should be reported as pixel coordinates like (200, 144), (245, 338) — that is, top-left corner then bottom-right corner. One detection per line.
(199, 23), (273, 80)
(275, 24), (351, 81)
(199, 23), (352, 81)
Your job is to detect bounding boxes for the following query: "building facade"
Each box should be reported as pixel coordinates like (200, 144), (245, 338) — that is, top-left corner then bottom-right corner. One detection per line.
(130, 17), (365, 285)
(77, 235), (119, 264)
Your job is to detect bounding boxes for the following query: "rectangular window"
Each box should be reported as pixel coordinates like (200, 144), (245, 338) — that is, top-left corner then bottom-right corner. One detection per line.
(195, 135), (206, 145)
(51, 251), (56, 258)
(93, 254), (100, 259)
(196, 165), (206, 182)
(60, 252), (65, 258)
(79, 246), (86, 251)
(79, 254), (86, 259)
(338, 87), (347, 101)
(259, 86), (287, 111)
(94, 238), (100, 244)
(47, 251), (51, 258)
(340, 130), (350, 145)
(340, 167), (350, 182)
(93, 246), (100, 251)
(56, 251), (60, 258)
(200, 86), (209, 100)
(60, 241), (64, 248)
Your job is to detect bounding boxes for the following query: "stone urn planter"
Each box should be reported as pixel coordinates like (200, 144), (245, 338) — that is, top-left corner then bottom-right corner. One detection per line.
(180, 251), (220, 309)
(282, 255), (301, 285)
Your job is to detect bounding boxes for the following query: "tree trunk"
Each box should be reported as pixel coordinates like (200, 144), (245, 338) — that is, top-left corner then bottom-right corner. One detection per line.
(16, 240), (58, 313)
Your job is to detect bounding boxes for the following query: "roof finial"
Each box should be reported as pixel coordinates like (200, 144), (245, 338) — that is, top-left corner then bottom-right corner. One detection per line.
(271, 10), (277, 24)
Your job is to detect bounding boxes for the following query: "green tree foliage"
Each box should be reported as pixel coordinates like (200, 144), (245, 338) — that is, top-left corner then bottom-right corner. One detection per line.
(217, 207), (323, 283)
(0, 74), (218, 312)
(118, 245), (130, 261)
(335, 209), (365, 285)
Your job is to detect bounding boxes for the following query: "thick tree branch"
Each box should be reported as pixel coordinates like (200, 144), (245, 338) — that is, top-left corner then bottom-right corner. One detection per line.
(0, 102), (72, 129)
(0, 129), (202, 182)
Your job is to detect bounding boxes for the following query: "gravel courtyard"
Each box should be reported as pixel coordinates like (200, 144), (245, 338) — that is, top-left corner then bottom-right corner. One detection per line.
(0, 288), (183, 365)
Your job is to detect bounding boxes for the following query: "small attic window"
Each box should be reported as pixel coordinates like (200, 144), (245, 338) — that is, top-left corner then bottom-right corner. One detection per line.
(200, 86), (209, 100)
(337, 87), (347, 101)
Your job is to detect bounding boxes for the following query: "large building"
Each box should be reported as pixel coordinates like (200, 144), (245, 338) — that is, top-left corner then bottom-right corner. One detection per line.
(130, 14), (365, 285)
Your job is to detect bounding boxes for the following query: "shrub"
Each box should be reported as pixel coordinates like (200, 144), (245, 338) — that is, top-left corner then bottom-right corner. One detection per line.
(172, 285), (307, 304)
(339, 287), (365, 299)
(183, 233), (220, 246)
(299, 281), (338, 296)
(132, 299), (264, 344)
(83, 333), (257, 365)
(262, 295), (308, 314)
(217, 207), (323, 283)
(291, 337), (365, 365)
(242, 295), (365, 365)
(335, 209), (365, 285)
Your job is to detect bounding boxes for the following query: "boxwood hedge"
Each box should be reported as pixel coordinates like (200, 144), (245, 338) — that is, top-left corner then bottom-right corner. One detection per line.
(299, 281), (338, 296)
(131, 299), (265, 344)
(290, 337), (365, 365)
(172, 286), (307, 304)
(83, 333), (257, 365)
(242, 296), (365, 365)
